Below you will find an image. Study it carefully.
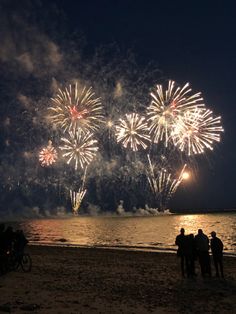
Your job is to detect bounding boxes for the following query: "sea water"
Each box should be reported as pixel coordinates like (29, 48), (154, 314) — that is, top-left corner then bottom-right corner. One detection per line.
(9, 212), (236, 255)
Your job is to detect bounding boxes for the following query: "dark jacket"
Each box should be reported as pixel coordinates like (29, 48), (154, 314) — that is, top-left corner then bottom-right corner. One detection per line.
(211, 237), (223, 257)
(195, 233), (209, 252)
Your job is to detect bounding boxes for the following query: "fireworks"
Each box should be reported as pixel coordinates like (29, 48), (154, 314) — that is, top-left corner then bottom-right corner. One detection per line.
(147, 155), (187, 210)
(49, 83), (103, 133)
(70, 167), (87, 215)
(147, 80), (204, 146)
(182, 171), (190, 180)
(115, 113), (150, 151)
(59, 130), (98, 170)
(172, 108), (224, 155)
(39, 141), (58, 166)
(70, 189), (87, 215)
(37, 78), (223, 213)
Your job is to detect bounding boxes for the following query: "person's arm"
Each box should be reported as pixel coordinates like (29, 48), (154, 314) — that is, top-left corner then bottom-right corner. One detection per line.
(219, 239), (223, 252)
(175, 236), (179, 246)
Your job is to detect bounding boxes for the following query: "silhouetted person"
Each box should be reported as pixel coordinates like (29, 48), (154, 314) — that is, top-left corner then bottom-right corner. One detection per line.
(175, 228), (187, 277)
(195, 229), (211, 277)
(3, 226), (15, 253)
(185, 234), (197, 277)
(14, 230), (28, 257)
(210, 231), (224, 278)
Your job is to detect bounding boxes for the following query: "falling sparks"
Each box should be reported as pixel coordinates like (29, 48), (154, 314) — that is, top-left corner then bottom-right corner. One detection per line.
(39, 140), (58, 167)
(70, 189), (87, 215)
(70, 167), (87, 215)
(115, 113), (151, 151)
(147, 155), (187, 210)
(49, 83), (103, 133)
(59, 130), (98, 170)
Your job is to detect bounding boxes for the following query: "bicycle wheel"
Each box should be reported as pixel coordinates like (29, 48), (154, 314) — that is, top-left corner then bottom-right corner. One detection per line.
(20, 253), (32, 272)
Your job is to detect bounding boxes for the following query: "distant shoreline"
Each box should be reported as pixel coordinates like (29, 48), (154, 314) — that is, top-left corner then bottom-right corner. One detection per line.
(172, 208), (236, 214)
(1, 209), (236, 222)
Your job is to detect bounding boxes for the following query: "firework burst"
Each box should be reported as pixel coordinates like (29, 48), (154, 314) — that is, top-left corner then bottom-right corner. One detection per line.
(60, 130), (98, 170)
(49, 83), (103, 133)
(39, 140), (58, 167)
(147, 80), (204, 146)
(172, 108), (224, 155)
(115, 113), (150, 151)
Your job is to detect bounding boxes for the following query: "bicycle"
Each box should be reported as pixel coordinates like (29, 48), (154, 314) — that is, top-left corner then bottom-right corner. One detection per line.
(6, 250), (32, 273)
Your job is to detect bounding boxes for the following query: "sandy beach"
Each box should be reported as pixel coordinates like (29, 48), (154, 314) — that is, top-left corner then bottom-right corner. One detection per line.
(0, 245), (236, 313)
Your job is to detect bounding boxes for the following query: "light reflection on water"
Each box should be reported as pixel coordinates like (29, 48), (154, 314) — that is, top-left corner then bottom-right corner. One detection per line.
(11, 213), (236, 254)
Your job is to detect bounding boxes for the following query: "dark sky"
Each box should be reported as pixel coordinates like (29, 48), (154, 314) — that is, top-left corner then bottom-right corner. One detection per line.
(1, 0), (236, 212)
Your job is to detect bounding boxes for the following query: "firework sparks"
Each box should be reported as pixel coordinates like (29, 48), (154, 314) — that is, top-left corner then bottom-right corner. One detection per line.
(147, 155), (187, 210)
(70, 189), (87, 215)
(60, 130), (98, 170)
(70, 168), (87, 215)
(39, 140), (58, 167)
(172, 108), (224, 155)
(147, 80), (204, 146)
(49, 83), (103, 133)
(115, 113), (150, 151)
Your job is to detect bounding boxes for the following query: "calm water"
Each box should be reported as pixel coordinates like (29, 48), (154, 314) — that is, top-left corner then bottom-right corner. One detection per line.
(10, 213), (236, 254)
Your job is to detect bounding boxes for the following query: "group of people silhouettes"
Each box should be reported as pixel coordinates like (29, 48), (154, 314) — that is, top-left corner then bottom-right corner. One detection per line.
(0, 224), (28, 274)
(175, 228), (224, 278)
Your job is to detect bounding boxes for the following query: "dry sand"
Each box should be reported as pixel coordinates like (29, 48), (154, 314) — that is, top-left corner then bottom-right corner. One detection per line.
(0, 245), (236, 313)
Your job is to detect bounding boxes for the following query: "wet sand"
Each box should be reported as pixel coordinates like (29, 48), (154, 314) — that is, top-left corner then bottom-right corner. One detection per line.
(0, 245), (236, 313)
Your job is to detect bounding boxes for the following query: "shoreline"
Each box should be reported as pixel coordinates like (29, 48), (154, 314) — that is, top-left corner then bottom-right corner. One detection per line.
(28, 242), (236, 258)
(1, 245), (236, 313)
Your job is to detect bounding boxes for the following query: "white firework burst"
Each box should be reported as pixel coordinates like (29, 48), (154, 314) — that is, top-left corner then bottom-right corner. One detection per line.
(115, 113), (150, 151)
(147, 80), (204, 146)
(172, 108), (224, 155)
(60, 130), (98, 170)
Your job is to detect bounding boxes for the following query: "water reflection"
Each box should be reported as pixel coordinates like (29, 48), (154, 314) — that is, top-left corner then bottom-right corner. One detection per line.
(11, 213), (236, 254)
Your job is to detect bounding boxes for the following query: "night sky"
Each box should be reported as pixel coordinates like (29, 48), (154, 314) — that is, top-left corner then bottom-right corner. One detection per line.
(0, 0), (236, 215)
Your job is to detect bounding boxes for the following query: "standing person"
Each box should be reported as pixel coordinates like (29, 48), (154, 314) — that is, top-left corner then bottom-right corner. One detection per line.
(194, 229), (211, 277)
(210, 231), (224, 278)
(185, 234), (197, 277)
(175, 228), (186, 277)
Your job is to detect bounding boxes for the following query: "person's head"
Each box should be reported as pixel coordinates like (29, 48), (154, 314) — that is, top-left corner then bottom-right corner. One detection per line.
(198, 229), (203, 235)
(211, 231), (216, 238)
(189, 233), (194, 239)
(180, 228), (185, 235)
